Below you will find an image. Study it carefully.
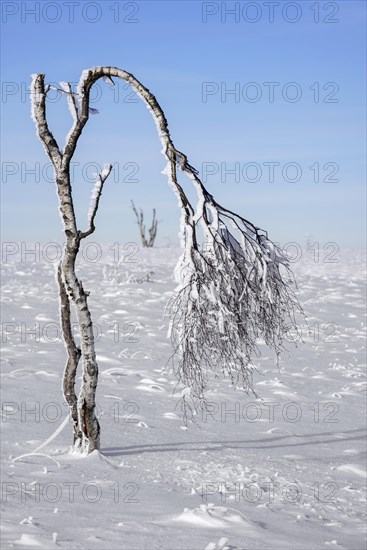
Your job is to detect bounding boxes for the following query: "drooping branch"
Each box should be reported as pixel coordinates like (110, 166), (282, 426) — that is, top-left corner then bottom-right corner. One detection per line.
(62, 67), (199, 257)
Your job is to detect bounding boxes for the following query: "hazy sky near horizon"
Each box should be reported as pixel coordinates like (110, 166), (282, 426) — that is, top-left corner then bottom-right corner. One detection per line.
(1, 0), (366, 249)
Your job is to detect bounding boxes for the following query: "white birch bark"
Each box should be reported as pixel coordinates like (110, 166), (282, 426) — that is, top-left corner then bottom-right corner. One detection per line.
(31, 73), (112, 452)
(57, 263), (81, 443)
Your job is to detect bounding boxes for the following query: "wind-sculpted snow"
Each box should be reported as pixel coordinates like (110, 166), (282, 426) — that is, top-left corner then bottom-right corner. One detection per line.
(1, 246), (366, 549)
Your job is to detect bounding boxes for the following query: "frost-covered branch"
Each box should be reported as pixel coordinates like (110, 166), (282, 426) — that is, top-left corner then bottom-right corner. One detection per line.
(59, 82), (79, 122)
(166, 162), (303, 418)
(30, 74), (62, 169)
(167, 216), (303, 418)
(80, 164), (112, 239)
(54, 67), (198, 255)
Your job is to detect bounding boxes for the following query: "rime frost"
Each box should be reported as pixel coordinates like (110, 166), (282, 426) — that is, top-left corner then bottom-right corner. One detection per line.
(87, 164), (112, 224)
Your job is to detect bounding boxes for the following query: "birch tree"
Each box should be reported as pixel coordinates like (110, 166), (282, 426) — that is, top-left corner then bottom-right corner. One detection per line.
(131, 200), (158, 247)
(31, 66), (303, 453)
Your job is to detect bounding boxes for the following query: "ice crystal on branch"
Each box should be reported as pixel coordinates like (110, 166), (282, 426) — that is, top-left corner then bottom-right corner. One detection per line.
(167, 194), (303, 419)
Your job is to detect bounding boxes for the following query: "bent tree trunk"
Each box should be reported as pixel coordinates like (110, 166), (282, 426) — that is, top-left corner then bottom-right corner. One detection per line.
(31, 67), (302, 452)
(31, 67), (197, 453)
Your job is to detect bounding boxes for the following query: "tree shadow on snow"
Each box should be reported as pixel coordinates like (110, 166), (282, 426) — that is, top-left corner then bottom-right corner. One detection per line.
(102, 428), (365, 457)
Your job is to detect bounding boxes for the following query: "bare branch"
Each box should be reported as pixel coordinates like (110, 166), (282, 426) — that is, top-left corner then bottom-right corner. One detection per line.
(80, 164), (112, 239)
(30, 74), (62, 169)
(148, 208), (158, 247)
(131, 200), (158, 247)
(58, 67), (198, 254)
(59, 82), (79, 122)
(31, 74), (77, 234)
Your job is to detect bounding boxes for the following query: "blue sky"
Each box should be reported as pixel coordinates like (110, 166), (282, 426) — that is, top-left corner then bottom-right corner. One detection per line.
(1, 0), (366, 249)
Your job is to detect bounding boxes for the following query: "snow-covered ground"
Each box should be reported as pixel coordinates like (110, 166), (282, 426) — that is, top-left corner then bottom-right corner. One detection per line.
(1, 244), (366, 549)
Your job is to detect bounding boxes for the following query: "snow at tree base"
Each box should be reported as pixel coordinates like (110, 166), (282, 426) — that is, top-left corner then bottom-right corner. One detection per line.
(1, 245), (365, 549)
